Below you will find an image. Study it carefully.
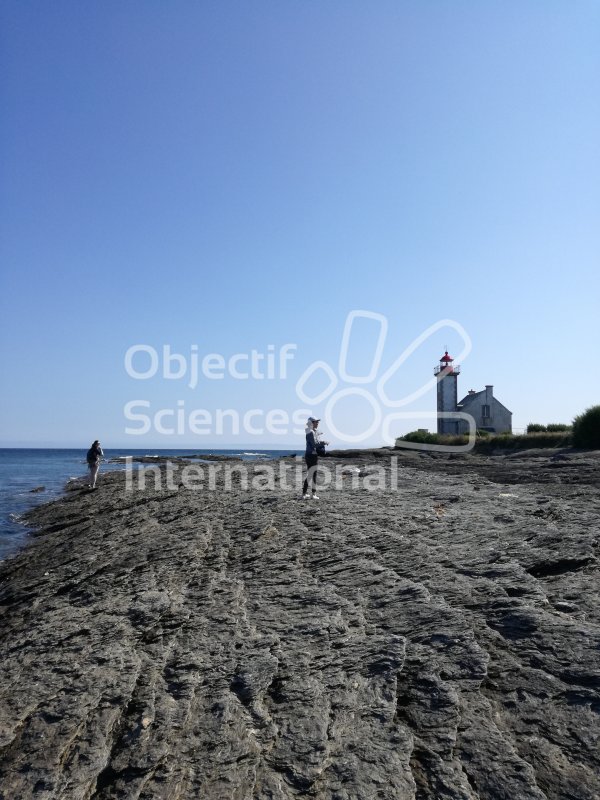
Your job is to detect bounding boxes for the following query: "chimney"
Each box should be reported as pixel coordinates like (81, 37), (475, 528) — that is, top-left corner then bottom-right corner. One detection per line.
(468, 389), (476, 395)
(485, 385), (493, 405)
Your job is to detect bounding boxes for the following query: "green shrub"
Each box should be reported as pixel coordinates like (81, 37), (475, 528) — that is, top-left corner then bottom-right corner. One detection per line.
(398, 430), (439, 444)
(572, 405), (600, 448)
(396, 431), (470, 447)
(476, 429), (491, 438)
(527, 423), (547, 433)
(546, 423), (571, 432)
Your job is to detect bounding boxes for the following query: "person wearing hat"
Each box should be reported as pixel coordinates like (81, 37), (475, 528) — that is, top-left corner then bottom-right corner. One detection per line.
(86, 439), (104, 489)
(302, 417), (328, 500)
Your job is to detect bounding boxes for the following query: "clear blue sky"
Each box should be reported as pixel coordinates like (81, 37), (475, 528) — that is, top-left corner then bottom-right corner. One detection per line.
(1, 1), (599, 448)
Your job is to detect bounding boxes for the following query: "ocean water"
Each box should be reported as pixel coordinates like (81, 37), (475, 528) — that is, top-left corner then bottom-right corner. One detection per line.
(0, 448), (299, 562)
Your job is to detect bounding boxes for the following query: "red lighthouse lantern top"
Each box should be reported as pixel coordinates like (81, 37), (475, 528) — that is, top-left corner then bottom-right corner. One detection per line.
(434, 350), (461, 376)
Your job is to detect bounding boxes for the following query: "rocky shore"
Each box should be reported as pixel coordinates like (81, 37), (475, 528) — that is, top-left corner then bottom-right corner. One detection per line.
(0, 449), (598, 799)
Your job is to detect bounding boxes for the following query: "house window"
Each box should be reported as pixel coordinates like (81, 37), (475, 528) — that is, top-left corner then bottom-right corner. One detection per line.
(482, 404), (491, 418)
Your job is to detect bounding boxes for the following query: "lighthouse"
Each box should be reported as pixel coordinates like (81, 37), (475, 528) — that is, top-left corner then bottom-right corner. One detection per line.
(434, 351), (460, 434)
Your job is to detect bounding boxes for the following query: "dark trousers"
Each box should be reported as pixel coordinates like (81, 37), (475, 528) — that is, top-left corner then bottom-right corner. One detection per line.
(303, 454), (319, 494)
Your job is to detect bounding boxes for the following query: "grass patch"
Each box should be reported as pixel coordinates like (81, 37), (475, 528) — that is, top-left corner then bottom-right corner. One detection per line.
(396, 430), (572, 451)
(473, 432), (571, 452)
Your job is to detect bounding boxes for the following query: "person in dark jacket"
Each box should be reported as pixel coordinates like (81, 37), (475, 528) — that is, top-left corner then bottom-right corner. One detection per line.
(302, 417), (328, 500)
(86, 440), (104, 489)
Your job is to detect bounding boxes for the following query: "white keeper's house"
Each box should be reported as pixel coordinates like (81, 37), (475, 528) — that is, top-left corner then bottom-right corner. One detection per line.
(434, 351), (512, 435)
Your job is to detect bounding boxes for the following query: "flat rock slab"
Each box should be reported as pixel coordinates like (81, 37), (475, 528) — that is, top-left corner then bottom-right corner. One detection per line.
(0, 453), (598, 799)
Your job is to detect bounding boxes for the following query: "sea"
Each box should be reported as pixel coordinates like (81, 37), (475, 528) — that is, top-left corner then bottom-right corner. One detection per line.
(0, 448), (300, 562)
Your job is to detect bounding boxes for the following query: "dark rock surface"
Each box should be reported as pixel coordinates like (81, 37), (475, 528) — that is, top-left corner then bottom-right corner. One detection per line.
(0, 451), (598, 799)
(108, 454), (245, 465)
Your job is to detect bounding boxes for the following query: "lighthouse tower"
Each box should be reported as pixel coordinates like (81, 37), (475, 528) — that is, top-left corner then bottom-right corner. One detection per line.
(434, 351), (460, 434)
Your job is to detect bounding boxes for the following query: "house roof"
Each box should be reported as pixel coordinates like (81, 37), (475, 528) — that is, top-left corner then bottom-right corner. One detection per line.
(457, 390), (512, 414)
(458, 390), (483, 406)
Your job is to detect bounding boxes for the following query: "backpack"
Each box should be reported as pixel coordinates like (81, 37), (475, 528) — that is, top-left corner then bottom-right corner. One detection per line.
(87, 447), (98, 464)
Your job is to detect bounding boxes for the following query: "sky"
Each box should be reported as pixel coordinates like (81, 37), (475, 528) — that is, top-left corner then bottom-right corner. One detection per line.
(1, 1), (599, 449)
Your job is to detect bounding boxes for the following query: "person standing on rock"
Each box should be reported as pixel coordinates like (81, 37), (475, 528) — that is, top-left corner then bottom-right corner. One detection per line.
(86, 440), (104, 489)
(302, 417), (328, 500)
